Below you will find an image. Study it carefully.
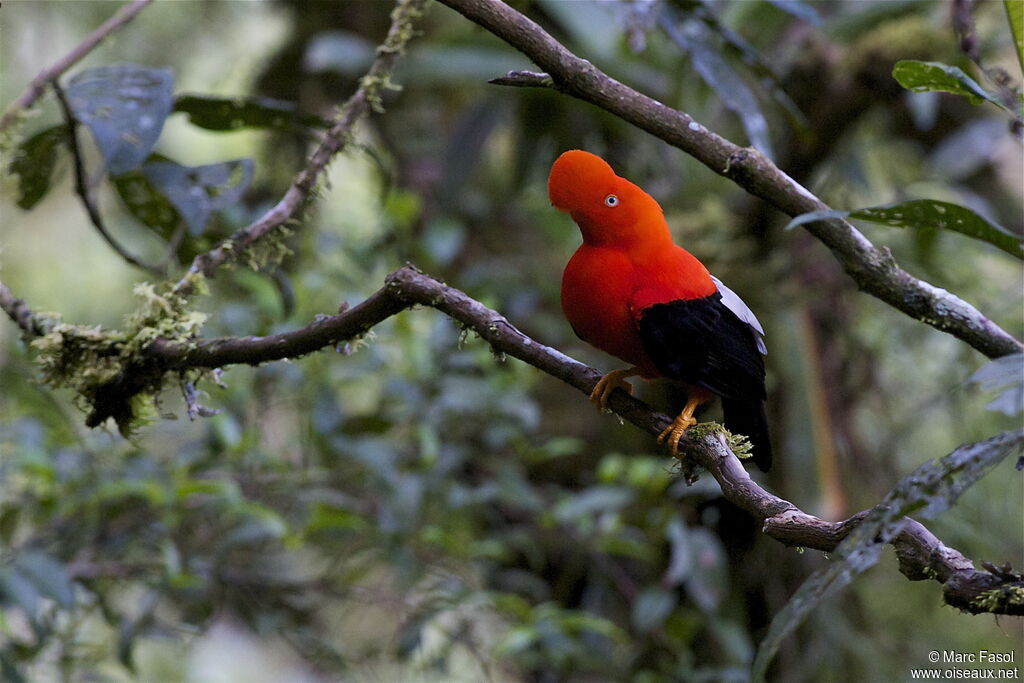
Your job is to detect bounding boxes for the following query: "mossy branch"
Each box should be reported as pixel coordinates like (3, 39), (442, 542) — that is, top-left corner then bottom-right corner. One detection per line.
(170, 0), (429, 298)
(8, 264), (1017, 614)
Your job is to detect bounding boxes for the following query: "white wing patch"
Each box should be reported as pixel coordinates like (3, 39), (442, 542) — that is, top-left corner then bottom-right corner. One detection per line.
(712, 276), (767, 355)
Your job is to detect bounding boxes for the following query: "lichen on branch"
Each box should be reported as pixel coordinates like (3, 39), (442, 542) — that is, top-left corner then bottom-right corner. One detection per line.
(30, 281), (207, 434)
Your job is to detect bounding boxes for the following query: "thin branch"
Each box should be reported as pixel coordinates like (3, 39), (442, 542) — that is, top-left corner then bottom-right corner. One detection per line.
(0, 0), (154, 134)
(0, 279), (47, 339)
(51, 80), (162, 275)
(170, 0), (429, 298)
(86, 265), (1024, 615)
(155, 222), (187, 271)
(436, 0), (1022, 361)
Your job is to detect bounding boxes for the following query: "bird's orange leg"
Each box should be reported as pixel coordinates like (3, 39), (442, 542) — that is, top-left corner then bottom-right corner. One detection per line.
(657, 391), (710, 456)
(589, 367), (640, 411)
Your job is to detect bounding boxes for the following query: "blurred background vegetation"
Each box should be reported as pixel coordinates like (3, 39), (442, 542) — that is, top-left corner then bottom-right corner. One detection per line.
(1, 1), (1021, 681)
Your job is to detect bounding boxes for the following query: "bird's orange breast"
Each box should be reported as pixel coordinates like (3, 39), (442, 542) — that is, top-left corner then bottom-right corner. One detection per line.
(561, 245), (661, 377)
(561, 243), (717, 379)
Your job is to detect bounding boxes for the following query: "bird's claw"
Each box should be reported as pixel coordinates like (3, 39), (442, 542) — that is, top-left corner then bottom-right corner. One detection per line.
(589, 369), (635, 411)
(657, 414), (697, 456)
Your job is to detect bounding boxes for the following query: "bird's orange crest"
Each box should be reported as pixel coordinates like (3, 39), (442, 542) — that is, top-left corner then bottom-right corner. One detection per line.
(548, 150), (669, 250)
(548, 150), (616, 212)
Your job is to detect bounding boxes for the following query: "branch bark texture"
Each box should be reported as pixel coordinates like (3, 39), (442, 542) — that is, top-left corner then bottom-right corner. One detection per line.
(126, 266), (1024, 615)
(0, 280), (47, 340)
(436, 0), (1022, 360)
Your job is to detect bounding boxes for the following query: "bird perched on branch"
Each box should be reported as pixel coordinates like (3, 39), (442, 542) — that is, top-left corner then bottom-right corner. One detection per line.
(548, 150), (772, 471)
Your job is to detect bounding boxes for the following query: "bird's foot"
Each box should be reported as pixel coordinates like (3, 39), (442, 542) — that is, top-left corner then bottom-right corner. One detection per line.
(657, 413), (698, 456)
(589, 367), (638, 411)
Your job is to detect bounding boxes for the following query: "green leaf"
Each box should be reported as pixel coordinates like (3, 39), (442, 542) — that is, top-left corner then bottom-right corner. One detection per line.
(112, 162), (181, 239)
(304, 502), (368, 536)
(631, 586), (677, 633)
(94, 478), (168, 506)
(140, 157), (253, 235)
(16, 551), (75, 609)
(785, 200), (1024, 259)
(968, 353), (1024, 417)
(663, 518), (693, 586)
(553, 486), (634, 525)
(662, 14), (775, 159)
(8, 125), (66, 210)
(66, 64), (174, 175)
(1006, 0), (1024, 71)
(0, 568), (41, 622)
(304, 30), (377, 76)
(751, 429), (1024, 682)
(175, 479), (241, 502)
(173, 94), (330, 132)
(495, 625), (538, 656)
(892, 60), (1002, 107)
(683, 527), (727, 612)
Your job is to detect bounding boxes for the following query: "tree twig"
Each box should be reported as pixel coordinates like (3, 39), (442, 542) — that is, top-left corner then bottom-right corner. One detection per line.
(0, 279), (47, 339)
(436, 0), (1022, 361)
(82, 265), (1024, 615)
(170, 0), (429, 298)
(0, 0), (154, 134)
(51, 80), (162, 275)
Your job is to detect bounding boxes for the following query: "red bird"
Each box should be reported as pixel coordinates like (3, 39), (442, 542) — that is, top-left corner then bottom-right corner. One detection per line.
(548, 150), (772, 471)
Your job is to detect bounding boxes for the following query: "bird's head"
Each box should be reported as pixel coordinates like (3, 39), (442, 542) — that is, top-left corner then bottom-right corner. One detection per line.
(547, 150), (666, 248)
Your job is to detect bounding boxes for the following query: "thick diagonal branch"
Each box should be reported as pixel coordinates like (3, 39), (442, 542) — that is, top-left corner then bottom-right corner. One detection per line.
(436, 0), (1021, 360)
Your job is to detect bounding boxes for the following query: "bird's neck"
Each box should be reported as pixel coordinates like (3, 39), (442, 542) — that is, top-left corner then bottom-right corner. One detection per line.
(576, 215), (674, 254)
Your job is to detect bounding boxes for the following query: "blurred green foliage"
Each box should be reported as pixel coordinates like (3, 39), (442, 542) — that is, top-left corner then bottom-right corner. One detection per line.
(1, 1), (1021, 681)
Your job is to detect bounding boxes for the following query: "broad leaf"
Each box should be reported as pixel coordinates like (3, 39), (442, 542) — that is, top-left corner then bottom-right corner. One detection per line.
(892, 60), (1002, 108)
(16, 551), (75, 609)
(8, 125), (66, 209)
(553, 486), (634, 524)
(785, 200), (1024, 259)
(173, 94), (330, 132)
(66, 64), (174, 175)
(631, 586), (677, 633)
(693, 5), (810, 134)
(968, 353), (1024, 417)
(304, 30), (377, 75)
(140, 158), (253, 235)
(112, 155), (180, 238)
(661, 14), (775, 159)
(751, 429), (1024, 682)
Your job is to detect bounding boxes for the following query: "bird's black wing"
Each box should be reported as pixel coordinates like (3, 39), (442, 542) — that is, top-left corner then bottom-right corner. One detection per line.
(636, 292), (766, 401)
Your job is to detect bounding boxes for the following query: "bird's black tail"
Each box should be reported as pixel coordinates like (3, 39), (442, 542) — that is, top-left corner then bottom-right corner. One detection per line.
(720, 398), (772, 472)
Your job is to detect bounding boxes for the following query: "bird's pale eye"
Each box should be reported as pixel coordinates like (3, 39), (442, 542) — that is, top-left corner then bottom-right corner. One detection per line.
(604, 194), (619, 207)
